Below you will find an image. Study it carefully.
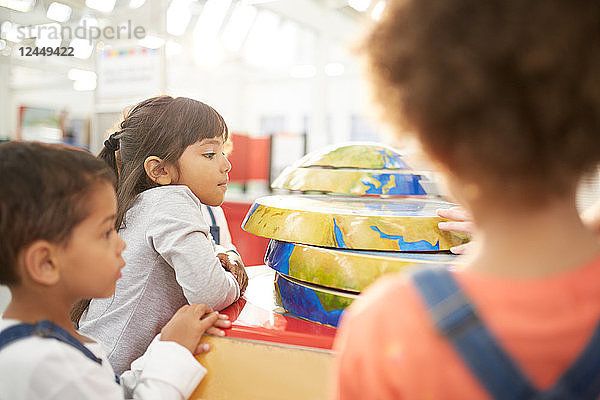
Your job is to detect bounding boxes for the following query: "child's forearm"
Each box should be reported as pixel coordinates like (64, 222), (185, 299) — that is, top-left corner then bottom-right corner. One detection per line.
(180, 258), (240, 310)
(121, 336), (207, 399)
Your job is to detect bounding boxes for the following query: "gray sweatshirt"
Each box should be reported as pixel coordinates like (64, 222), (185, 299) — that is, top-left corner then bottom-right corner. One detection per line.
(79, 185), (240, 375)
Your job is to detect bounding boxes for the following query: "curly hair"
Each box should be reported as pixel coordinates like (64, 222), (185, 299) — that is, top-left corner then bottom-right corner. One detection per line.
(365, 0), (600, 200)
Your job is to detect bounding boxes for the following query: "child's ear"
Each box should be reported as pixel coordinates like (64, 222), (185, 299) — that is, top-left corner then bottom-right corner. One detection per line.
(22, 240), (60, 286)
(144, 156), (173, 185)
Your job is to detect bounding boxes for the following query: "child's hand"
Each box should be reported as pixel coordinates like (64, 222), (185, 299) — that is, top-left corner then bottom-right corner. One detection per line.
(582, 199), (600, 237)
(204, 313), (232, 338)
(217, 252), (249, 295)
(160, 304), (227, 355)
(436, 206), (474, 255)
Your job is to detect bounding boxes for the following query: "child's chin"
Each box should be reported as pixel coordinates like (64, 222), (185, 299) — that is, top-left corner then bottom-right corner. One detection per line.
(99, 285), (118, 298)
(207, 197), (225, 207)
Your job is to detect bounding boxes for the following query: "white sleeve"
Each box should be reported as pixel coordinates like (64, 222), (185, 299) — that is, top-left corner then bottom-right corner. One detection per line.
(121, 337), (206, 400)
(0, 337), (204, 400)
(146, 191), (240, 310)
(17, 345), (125, 400)
(214, 244), (240, 259)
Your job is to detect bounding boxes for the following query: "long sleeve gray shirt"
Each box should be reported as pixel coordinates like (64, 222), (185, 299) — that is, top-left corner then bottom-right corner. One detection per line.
(79, 185), (240, 375)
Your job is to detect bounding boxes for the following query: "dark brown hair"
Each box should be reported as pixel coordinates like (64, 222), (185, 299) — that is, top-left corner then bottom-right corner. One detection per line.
(0, 142), (115, 285)
(99, 95), (229, 229)
(365, 0), (600, 201)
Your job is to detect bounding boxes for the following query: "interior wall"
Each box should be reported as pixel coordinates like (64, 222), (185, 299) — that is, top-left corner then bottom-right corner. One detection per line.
(2, 0), (385, 154)
(166, 59), (381, 153)
(9, 70), (385, 157)
(0, 286), (10, 315)
(8, 85), (94, 141)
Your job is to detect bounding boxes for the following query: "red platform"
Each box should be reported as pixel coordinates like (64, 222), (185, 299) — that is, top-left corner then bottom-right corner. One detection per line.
(220, 265), (337, 350)
(190, 266), (337, 400)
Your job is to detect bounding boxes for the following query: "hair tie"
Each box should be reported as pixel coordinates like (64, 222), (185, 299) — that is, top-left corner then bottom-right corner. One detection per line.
(104, 132), (120, 152)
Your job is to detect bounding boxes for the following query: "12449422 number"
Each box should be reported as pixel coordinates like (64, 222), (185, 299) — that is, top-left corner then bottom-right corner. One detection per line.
(19, 47), (74, 56)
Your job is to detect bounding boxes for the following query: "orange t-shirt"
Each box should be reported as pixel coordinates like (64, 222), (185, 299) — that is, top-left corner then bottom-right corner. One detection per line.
(332, 253), (600, 399)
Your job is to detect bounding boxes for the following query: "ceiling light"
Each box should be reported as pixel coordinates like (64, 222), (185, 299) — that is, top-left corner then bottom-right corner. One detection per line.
(370, 0), (385, 20)
(129, 0), (145, 8)
(46, 2), (72, 23)
(193, 0), (230, 68)
(85, 0), (116, 13)
(272, 20), (298, 67)
(0, 0), (35, 12)
(325, 63), (345, 77)
(348, 0), (370, 12)
(79, 15), (98, 28)
(34, 23), (62, 48)
(222, 2), (256, 52)
(0, 21), (22, 42)
(242, 9), (279, 67)
(70, 38), (94, 59)
(73, 79), (96, 91)
(290, 65), (316, 79)
(195, 0), (231, 38)
(167, 0), (192, 36)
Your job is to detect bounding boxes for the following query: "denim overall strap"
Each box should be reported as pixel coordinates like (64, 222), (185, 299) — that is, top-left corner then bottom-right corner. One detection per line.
(545, 319), (600, 400)
(206, 206), (220, 245)
(412, 267), (537, 400)
(0, 320), (120, 385)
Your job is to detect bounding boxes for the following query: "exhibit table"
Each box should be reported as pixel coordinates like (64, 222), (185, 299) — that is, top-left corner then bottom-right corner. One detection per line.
(189, 265), (337, 400)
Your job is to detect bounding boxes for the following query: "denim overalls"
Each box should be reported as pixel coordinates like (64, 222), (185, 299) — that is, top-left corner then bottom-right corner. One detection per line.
(413, 266), (600, 400)
(0, 320), (120, 384)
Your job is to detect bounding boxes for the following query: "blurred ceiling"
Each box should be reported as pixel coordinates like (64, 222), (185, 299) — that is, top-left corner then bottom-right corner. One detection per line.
(0, 0), (385, 89)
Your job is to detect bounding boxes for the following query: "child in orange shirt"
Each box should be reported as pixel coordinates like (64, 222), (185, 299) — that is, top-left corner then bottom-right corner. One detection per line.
(333, 1), (600, 399)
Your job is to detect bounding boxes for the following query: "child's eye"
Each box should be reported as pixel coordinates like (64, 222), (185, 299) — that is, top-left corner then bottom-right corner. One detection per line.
(104, 228), (115, 239)
(203, 152), (216, 159)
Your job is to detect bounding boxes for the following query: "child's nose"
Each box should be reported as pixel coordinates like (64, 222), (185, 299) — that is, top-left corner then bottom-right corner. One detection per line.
(117, 234), (126, 253)
(222, 156), (231, 173)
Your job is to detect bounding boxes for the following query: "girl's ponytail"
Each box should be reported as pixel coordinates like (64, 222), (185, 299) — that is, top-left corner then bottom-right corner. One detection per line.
(98, 131), (121, 178)
(70, 299), (91, 328)
(73, 131), (122, 327)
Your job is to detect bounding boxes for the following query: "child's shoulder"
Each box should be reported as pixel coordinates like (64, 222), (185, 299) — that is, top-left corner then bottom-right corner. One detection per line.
(0, 319), (105, 374)
(0, 319), (116, 397)
(347, 273), (413, 315)
(124, 186), (208, 232)
(335, 271), (448, 375)
(338, 272), (428, 338)
(137, 185), (202, 208)
(0, 319), (106, 358)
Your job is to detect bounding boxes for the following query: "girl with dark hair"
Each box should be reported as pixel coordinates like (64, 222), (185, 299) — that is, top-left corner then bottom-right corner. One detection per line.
(77, 96), (247, 375)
